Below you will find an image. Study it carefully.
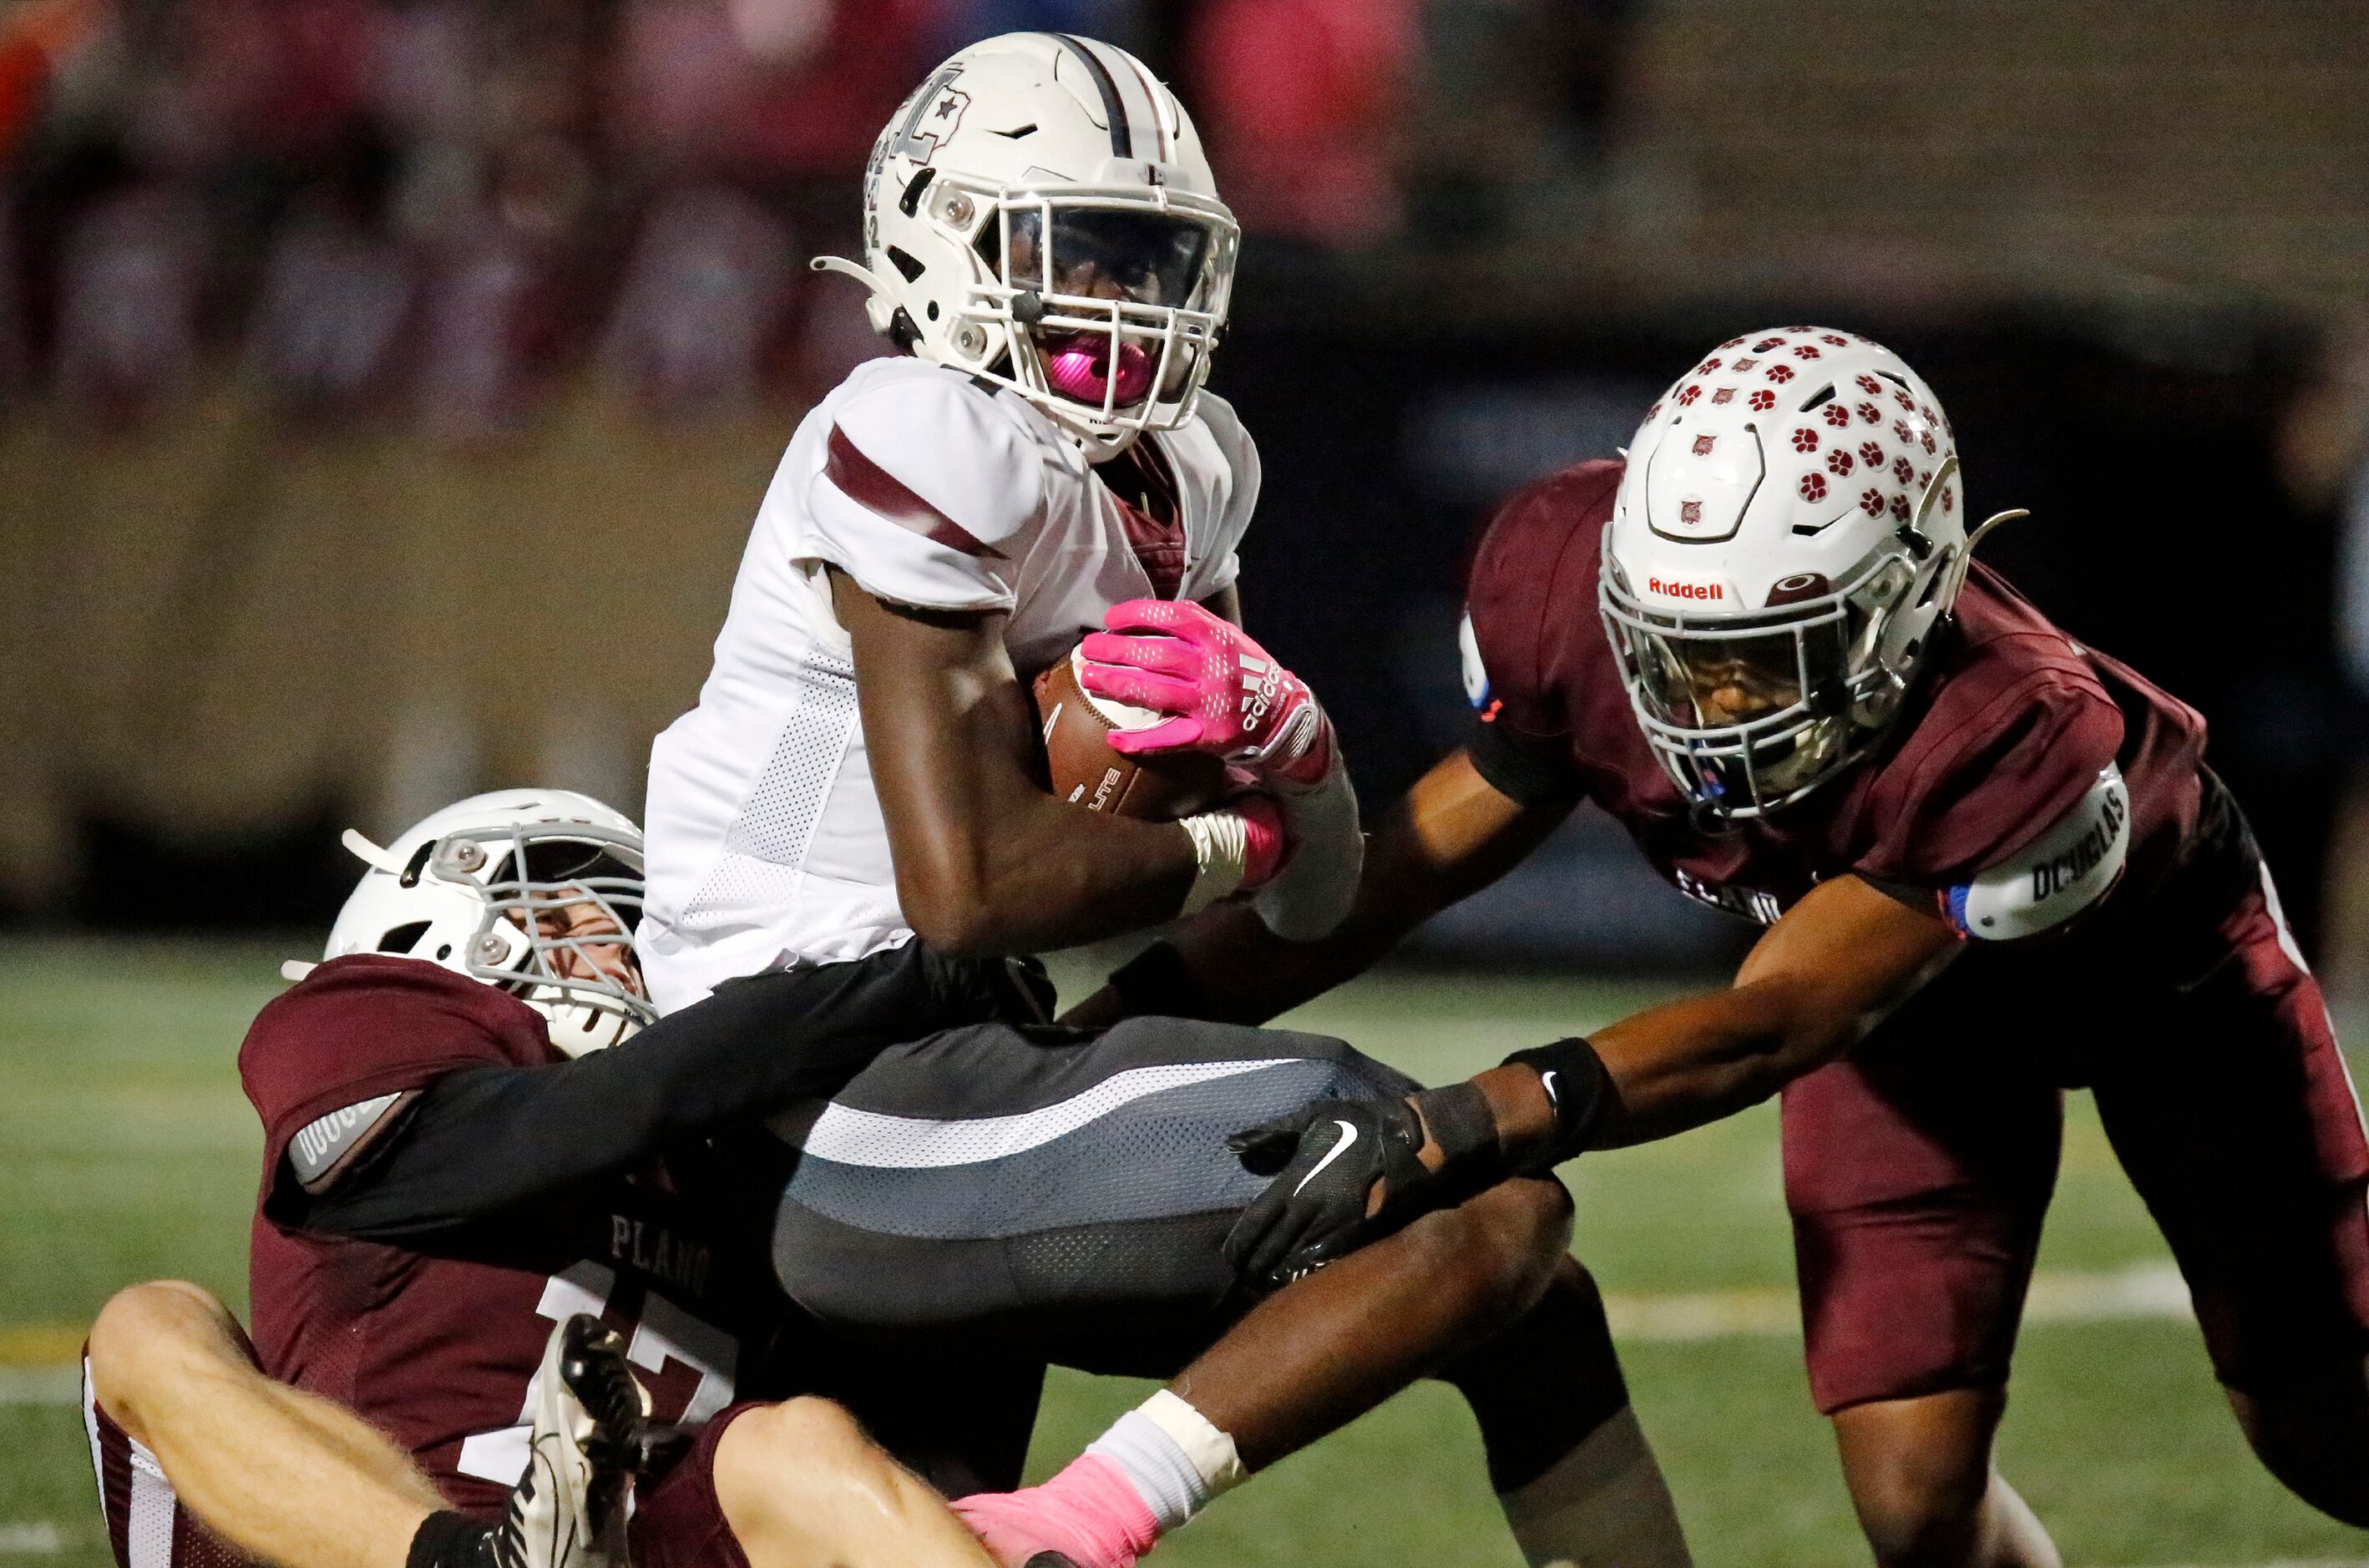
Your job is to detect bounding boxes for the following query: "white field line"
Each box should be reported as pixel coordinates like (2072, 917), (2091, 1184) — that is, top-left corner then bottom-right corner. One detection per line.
(5, 1266), (2193, 1401)
(1602, 1260), (2193, 1343)
(0, 1366), (78, 1406)
(0, 1523), (69, 1555)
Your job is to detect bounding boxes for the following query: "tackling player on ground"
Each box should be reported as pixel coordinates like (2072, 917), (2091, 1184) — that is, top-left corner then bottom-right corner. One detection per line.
(639, 32), (1688, 1568)
(84, 790), (1015, 1568)
(1079, 327), (2369, 1565)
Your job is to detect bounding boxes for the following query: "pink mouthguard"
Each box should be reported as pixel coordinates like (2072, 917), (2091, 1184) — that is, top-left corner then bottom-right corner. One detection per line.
(1042, 333), (1154, 407)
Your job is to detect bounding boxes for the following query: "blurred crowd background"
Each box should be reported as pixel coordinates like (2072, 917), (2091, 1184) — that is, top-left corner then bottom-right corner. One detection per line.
(2, 0), (2367, 988)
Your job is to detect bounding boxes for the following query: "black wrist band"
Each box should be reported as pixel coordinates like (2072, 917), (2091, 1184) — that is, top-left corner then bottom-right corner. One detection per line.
(1499, 1035), (1611, 1170)
(1106, 940), (1216, 1020)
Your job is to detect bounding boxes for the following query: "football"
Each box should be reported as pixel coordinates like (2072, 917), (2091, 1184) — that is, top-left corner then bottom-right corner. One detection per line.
(1033, 644), (1228, 820)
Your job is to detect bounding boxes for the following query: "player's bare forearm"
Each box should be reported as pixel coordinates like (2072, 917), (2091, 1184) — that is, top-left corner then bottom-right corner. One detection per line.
(1065, 749), (1572, 1026)
(1482, 875), (1962, 1161)
(833, 570), (1201, 955)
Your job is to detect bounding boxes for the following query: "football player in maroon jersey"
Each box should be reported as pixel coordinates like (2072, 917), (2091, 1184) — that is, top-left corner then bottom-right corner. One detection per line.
(83, 788), (1015, 1568)
(1076, 328), (2369, 1564)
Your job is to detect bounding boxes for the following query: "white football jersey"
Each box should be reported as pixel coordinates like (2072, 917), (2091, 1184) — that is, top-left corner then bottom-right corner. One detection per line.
(639, 357), (1259, 1013)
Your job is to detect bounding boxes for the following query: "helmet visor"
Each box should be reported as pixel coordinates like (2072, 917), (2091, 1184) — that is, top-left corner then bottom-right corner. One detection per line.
(1003, 207), (1215, 308)
(1604, 555), (1915, 812)
(1631, 627), (1812, 731)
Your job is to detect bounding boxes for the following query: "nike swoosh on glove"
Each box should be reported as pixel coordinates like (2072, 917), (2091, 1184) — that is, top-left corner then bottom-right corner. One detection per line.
(1078, 599), (1331, 782)
(1219, 1097), (1431, 1287)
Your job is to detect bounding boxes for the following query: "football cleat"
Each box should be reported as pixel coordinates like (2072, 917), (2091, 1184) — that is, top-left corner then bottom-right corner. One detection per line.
(494, 1314), (650, 1568)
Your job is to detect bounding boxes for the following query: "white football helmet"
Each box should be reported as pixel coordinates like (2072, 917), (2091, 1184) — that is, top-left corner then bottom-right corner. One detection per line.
(311, 789), (656, 1057)
(813, 32), (1238, 454)
(1600, 327), (2024, 818)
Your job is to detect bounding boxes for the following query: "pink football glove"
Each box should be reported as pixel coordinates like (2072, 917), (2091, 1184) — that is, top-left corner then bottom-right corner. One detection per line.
(1079, 599), (1332, 782)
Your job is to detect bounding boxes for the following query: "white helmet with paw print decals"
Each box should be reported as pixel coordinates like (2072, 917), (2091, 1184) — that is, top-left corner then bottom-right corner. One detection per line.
(1600, 327), (2025, 818)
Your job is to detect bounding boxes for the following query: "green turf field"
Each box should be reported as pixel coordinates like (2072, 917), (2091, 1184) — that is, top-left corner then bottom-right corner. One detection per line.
(4, 938), (2366, 1566)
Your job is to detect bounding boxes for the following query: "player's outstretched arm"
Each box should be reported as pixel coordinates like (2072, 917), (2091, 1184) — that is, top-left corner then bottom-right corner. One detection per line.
(833, 569), (1233, 957)
(1221, 876), (1960, 1283)
(1066, 746), (1574, 1028)
(1567, 873), (1962, 1146)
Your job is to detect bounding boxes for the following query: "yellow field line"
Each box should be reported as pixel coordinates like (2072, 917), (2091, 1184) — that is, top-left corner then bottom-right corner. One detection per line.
(0, 1323), (85, 1365)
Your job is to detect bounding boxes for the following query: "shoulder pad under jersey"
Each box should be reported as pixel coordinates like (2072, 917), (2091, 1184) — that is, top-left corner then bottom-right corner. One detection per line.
(287, 1090), (414, 1193)
(1941, 763), (2129, 940)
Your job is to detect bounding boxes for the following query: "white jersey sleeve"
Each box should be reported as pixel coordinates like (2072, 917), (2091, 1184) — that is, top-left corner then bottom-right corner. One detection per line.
(802, 372), (1047, 612)
(1180, 390), (1260, 602)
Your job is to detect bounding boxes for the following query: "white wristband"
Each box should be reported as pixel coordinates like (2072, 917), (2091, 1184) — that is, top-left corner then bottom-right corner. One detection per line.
(1177, 809), (1250, 917)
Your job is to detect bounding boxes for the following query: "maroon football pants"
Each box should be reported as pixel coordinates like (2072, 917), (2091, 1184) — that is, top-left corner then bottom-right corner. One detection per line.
(1783, 861), (2369, 1414)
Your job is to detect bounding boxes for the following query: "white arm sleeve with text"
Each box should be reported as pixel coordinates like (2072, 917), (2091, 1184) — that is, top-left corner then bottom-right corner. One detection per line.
(1941, 763), (2130, 940)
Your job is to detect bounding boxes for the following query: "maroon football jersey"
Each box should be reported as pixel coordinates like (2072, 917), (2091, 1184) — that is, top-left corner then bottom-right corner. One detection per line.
(1463, 458), (2218, 934)
(242, 958), (777, 1516)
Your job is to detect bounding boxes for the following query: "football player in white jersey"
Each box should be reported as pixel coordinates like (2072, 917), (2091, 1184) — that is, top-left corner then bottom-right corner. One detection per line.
(639, 33), (1349, 1009)
(640, 33), (1692, 1568)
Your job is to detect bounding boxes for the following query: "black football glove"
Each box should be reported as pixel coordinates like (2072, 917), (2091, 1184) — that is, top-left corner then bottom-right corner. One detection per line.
(1220, 1083), (1502, 1288)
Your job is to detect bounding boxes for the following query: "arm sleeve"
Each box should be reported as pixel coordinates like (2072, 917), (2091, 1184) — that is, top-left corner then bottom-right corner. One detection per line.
(802, 374), (1045, 612)
(1467, 709), (1585, 806)
(282, 955), (974, 1241)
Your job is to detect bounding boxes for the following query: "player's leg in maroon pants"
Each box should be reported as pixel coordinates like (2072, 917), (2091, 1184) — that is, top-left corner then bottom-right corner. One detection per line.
(1781, 953), (2068, 1568)
(2092, 868), (2369, 1525)
(85, 1281), (438, 1568)
(85, 1282), (1003, 1568)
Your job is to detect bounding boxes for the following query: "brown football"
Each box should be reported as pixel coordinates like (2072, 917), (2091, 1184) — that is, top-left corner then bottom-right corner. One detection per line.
(1033, 645), (1227, 821)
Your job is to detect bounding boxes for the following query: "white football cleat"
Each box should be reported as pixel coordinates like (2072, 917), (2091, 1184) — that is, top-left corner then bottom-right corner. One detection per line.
(496, 1314), (649, 1568)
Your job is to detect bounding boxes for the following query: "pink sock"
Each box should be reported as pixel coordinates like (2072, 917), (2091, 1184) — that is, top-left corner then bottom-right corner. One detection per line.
(949, 1453), (1161, 1568)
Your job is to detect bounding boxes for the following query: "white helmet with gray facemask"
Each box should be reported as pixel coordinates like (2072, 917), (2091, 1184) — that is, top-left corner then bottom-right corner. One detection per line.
(814, 32), (1238, 456)
(300, 789), (655, 1057)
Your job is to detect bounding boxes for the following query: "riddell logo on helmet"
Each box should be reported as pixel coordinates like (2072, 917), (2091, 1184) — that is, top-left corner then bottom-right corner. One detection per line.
(1648, 578), (1724, 601)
